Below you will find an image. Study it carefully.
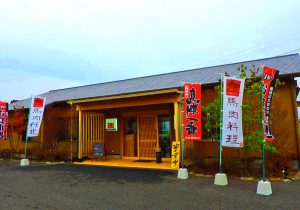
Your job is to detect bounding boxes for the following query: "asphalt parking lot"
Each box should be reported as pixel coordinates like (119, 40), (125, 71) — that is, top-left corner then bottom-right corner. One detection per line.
(0, 160), (299, 210)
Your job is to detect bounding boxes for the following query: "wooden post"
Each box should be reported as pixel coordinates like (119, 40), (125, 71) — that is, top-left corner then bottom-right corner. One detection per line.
(174, 102), (180, 142)
(78, 108), (82, 159)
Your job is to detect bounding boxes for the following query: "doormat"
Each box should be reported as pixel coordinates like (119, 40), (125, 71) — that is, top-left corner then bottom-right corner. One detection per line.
(132, 160), (155, 163)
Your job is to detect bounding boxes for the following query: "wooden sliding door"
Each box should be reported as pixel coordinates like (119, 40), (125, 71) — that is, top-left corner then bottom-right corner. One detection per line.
(139, 116), (157, 158)
(123, 116), (137, 157)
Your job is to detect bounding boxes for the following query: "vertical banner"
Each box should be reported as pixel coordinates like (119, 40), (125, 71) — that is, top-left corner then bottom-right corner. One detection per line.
(183, 83), (202, 140)
(27, 97), (46, 137)
(262, 66), (279, 142)
(0, 102), (8, 140)
(222, 77), (245, 147)
(171, 141), (180, 169)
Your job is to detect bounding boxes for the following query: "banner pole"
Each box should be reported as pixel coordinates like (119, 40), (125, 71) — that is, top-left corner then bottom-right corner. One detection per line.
(180, 85), (185, 169)
(24, 96), (33, 159)
(214, 74), (228, 185)
(262, 141), (266, 181)
(260, 67), (266, 182)
(219, 74), (224, 174)
(24, 136), (28, 159)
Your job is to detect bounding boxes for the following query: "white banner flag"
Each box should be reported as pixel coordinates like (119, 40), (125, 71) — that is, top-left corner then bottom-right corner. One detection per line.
(222, 76), (245, 147)
(27, 97), (46, 137)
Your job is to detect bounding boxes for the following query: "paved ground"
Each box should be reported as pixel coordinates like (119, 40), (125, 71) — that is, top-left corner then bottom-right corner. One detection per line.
(0, 160), (299, 210)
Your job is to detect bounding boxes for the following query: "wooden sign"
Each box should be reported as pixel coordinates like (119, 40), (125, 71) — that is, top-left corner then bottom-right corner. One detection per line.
(171, 141), (180, 169)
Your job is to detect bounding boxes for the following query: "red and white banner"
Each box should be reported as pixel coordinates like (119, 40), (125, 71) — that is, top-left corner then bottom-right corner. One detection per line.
(222, 76), (245, 147)
(27, 97), (46, 138)
(0, 101), (8, 140)
(183, 83), (202, 140)
(262, 66), (279, 142)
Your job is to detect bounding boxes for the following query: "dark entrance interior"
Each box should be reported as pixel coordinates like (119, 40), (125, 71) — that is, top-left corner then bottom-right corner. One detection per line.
(123, 116), (137, 157)
(158, 116), (171, 158)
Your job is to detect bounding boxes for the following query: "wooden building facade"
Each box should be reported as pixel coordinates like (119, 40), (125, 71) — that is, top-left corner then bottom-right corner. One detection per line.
(5, 54), (300, 168)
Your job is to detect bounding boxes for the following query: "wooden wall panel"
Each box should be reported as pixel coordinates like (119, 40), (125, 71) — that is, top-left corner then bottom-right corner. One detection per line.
(80, 111), (104, 157)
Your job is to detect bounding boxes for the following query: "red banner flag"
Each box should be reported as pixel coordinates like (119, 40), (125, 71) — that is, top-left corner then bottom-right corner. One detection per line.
(183, 83), (202, 140)
(262, 66), (279, 142)
(0, 101), (8, 140)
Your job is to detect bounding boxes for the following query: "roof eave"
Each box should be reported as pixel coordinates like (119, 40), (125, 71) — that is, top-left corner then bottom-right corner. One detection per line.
(68, 87), (180, 104)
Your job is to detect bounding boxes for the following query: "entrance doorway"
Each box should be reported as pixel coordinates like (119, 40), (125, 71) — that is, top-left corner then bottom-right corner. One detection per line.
(158, 116), (171, 158)
(139, 116), (157, 158)
(122, 112), (172, 160)
(123, 117), (137, 157)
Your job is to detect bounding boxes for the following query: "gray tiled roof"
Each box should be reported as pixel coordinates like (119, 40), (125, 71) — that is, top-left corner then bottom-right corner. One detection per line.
(9, 53), (300, 110)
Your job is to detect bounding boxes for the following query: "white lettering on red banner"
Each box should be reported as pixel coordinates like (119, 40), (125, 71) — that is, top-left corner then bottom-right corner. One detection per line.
(27, 97), (46, 137)
(0, 101), (8, 140)
(222, 77), (245, 147)
(262, 66), (279, 142)
(183, 83), (202, 140)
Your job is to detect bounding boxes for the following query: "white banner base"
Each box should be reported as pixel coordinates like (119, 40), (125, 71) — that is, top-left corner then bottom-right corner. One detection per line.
(214, 173), (228, 186)
(256, 180), (272, 196)
(20, 159), (30, 166)
(177, 168), (189, 179)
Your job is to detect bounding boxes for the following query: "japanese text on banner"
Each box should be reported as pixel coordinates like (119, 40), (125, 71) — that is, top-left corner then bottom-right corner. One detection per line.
(27, 97), (46, 138)
(183, 83), (202, 140)
(222, 77), (245, 147)
(0, 102), (8, 140)
(262, 66), (279, 142)
(171, 141), (180, 169)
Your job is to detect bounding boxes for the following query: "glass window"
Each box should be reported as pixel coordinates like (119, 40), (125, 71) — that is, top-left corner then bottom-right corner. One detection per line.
(158, 116), (171, 158)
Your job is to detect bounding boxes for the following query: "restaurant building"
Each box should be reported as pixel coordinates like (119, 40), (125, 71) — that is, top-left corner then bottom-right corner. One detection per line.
(5, 54), (300, 169)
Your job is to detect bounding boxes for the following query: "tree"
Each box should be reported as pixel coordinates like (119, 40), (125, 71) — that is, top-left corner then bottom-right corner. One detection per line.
(8, 106), (27, 158)
(202, 85), (221, 162)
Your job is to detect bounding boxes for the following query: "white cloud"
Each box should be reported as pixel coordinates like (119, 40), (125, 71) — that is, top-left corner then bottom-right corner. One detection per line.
(0, 68), (83, 103)
(0, 0), (300, 101)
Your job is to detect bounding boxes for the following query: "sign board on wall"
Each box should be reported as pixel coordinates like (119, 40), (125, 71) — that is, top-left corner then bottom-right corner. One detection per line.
(105, 118), (118, 131)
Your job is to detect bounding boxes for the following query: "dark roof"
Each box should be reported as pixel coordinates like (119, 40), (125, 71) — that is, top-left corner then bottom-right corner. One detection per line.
(9, 53), (300, 110)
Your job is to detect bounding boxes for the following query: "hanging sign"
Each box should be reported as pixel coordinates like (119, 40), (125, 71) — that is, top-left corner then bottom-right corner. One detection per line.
(262, 66), (279, 142)
(27, 97), (46, 137)
(183, 83), (202, 140)
(0, 101), (8, 140)
(222, 76), (245, 147)
(171, 141), (180, 169)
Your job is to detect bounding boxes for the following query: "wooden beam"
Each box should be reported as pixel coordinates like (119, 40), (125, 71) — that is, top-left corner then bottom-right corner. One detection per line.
(77, 93), (180, 111)
(68, 88), (179, 104)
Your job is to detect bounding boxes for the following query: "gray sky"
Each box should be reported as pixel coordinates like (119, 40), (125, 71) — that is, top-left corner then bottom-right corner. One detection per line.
(1, 0), (300, 102)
